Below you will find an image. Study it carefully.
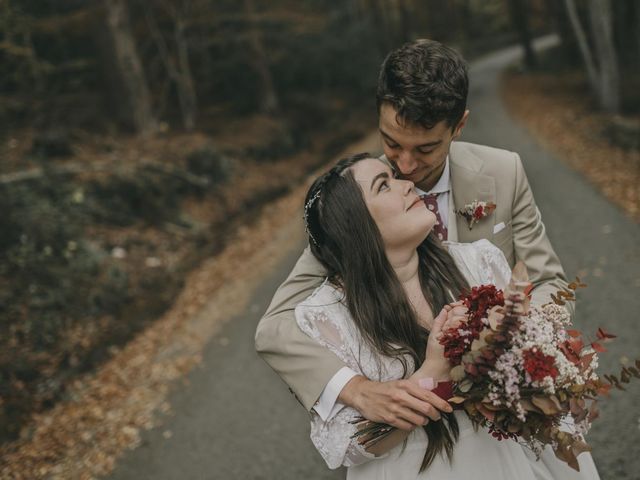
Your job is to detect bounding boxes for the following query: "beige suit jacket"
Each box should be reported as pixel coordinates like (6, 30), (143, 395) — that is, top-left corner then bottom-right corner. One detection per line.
(255, 141), (569, 411)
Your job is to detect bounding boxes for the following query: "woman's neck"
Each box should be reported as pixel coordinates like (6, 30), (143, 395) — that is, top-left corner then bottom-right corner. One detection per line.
(387, 248), (420, 285)
(388, 247), (434, 329)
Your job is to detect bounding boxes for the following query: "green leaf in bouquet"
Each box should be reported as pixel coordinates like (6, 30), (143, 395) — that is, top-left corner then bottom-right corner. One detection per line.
(569, 397), (585, 415)
(488, 311), (503, 330)
(448, 396), (466, 404)
(476, 403), (496, 422)
(519, 398), (539, 413)
(471, 332), (488, 352)
(532, 395), (562, 415)
(458, 379), (473, 393)
(450, 364), (466, 382)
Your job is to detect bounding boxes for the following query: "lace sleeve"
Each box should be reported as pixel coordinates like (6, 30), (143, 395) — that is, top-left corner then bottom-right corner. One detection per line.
(447, 240), (513, 289)
(295, 291), (380, 468)
(474, 239), (512, 290)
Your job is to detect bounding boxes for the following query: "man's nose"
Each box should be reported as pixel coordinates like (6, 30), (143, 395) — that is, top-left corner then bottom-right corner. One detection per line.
(395, 151), (417, 175)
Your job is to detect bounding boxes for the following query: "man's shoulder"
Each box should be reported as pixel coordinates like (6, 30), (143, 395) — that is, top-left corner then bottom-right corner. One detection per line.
(296, 281), (343, 310)
(451, 141), (519, 166)
(450, 142), (522, 181)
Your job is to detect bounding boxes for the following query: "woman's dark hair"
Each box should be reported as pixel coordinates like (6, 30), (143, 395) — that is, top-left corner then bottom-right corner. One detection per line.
(304, 153), (470, 470)
(376, 39), (468, 130)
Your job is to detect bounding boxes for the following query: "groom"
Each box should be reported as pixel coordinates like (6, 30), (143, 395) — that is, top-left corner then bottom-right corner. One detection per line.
(255, 39), (569, 431)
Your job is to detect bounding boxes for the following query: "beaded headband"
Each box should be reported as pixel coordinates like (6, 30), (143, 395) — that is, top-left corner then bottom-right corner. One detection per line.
(303, 189), (321, 246)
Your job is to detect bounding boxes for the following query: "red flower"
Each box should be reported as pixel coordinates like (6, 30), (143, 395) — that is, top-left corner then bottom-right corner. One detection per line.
(441, 327), (470, 365)
(523, 348), (559, 381)
(440, 285), (505, 365)
(462, 285), (504, 324)
(473, 205), (484, 219)
(488, 424), (519, 441)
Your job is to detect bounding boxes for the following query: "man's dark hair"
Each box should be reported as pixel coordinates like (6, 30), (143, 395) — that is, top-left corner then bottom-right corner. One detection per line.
(376, 39), (469, 130)
(305, 153), (471, 471)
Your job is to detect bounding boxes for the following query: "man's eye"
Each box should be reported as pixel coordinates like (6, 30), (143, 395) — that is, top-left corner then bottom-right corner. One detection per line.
(418, 148), (435, 154)
(386, 142), (400, 149)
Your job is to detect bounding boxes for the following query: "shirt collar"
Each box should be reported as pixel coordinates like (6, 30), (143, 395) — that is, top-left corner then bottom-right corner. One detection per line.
(416, 156), (450, 196)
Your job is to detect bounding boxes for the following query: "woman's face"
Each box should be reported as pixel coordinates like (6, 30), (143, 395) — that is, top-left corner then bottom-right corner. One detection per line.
(350, 158), (436, 251)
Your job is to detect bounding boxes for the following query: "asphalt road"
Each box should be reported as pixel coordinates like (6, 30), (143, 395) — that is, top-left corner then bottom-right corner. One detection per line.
(108, 38), (640, 480)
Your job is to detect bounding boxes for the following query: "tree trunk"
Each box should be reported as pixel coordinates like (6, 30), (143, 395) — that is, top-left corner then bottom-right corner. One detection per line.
(564, 0), (600, 95)
(545, 0), (578, 60)
(173, 15), (198, 130)
(508, 0), (536, 68)
(143, 3), (198, 131)
(636, 1), (640, 61)
(588, 0), (620, 113)
(104, 0), (157, 135)
(243, 0), (279, 114)
(564, 0), (620, 113)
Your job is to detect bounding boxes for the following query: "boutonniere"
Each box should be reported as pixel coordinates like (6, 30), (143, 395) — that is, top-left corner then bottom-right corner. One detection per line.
(457, 200), (496, 230)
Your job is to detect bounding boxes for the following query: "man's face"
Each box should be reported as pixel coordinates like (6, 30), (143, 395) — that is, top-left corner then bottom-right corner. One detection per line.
(378, 103), (468, 192)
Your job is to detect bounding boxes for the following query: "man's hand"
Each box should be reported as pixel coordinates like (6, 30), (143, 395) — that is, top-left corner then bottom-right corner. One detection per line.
(338, 375), (453, 431)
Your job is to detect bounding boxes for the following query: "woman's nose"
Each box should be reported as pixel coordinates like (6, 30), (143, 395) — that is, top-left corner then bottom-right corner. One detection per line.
(402, 180), (414, 195)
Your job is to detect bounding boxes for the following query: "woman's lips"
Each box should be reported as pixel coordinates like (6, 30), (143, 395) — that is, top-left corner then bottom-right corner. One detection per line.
(408, 197), (424, 210)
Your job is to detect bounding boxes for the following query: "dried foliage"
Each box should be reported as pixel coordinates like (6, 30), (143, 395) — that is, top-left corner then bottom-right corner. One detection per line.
(0, 161), (307, 479)
(0, 130), (381, 479)
(0, 122), (371, 443)
(502, 70), (640, 221)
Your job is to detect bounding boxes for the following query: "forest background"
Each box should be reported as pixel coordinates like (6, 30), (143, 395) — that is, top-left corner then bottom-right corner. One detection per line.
(0, 0), (638, 447)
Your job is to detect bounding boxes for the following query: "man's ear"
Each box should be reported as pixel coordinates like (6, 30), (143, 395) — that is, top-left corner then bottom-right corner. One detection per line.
(452, 110), (470, 140)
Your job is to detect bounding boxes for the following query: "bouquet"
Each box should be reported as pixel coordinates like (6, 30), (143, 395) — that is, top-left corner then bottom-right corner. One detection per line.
(352, 263), (639, 471)
(439, 263), (638, 470)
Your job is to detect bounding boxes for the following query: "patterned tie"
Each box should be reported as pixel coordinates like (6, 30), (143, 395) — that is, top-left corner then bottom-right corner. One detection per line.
(421, 194), (448, 241)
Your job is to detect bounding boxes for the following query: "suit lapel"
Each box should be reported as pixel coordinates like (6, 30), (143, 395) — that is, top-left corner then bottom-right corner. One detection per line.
(449, 143), (496, 243)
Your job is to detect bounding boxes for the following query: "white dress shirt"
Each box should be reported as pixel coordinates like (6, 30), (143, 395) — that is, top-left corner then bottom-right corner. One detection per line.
(313, 157), (452, 421)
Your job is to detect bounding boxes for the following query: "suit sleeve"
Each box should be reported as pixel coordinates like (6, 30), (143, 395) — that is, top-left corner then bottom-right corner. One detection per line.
(511, 154), (574, 317)
(254, 246), (346, 411)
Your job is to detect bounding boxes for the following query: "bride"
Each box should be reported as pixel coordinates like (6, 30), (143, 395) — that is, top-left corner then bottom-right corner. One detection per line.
(297, 153), (600, 479)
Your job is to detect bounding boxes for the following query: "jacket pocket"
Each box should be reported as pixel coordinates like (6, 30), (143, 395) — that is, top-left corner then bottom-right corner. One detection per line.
(492, 220), (514, 265)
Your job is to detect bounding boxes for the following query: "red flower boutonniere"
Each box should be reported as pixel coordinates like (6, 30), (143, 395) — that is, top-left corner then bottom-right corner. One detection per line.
(457, 200), (496, 230)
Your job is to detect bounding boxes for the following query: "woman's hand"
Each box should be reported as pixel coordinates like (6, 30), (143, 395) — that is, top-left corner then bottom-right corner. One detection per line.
(415, 302), (468, 381)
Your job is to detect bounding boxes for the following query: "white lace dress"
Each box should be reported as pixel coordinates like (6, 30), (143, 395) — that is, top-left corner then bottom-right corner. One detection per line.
(295, 240), (600, 480)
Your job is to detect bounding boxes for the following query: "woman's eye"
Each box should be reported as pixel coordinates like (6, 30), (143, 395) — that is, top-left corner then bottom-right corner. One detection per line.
(379, 180), (389, 192)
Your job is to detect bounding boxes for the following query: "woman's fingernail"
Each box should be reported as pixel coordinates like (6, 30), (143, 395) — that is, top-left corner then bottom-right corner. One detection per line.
(418, 378), (435, 390)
